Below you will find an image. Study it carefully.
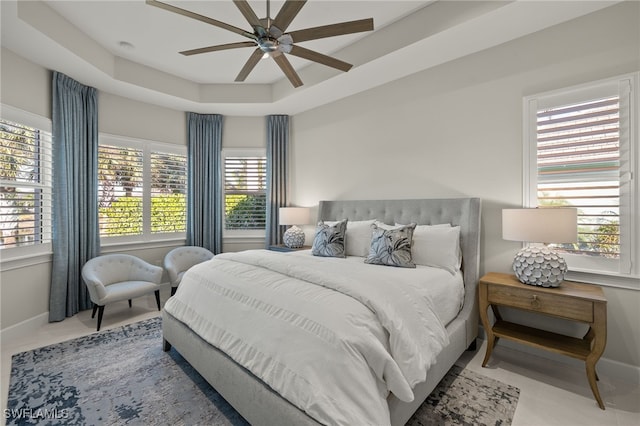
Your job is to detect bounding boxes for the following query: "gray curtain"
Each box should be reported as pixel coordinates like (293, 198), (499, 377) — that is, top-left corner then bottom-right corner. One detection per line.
(49, 71), (100, 322)
(265, 115), (289, 247)
(186, 112), (223, 253)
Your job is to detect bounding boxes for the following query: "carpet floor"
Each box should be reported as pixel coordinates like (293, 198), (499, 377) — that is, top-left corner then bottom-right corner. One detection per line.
(7, 317), (519, 425)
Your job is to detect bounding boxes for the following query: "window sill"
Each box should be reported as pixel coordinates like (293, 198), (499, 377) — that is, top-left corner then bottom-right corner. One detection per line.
(223, 232), (266, 241)
(223, 229), (265, 241)
(566, 270), (640, 291)
(1, 238), (188, 272)
(100, 238), (187, 254)
(0, 251), (53, 272)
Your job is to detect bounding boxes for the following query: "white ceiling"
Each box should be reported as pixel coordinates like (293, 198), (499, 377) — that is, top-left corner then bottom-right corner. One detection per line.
(45, 1), (428, 85)
(1, 1), (620, 115)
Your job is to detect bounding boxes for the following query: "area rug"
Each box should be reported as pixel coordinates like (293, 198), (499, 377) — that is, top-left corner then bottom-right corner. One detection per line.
(7, 317), (519, 425)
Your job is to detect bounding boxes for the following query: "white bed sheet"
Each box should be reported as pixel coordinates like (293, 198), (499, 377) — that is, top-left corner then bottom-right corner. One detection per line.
(164, 249), (463, 426)
(288, 250), (464, 326)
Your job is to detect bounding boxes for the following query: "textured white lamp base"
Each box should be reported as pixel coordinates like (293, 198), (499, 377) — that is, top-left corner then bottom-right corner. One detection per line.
(283, 225), (305, 248)
(512, 246), (567, 287)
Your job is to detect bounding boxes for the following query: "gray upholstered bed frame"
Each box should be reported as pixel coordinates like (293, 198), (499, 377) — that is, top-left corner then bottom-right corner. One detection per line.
(163, 198), (481, 426)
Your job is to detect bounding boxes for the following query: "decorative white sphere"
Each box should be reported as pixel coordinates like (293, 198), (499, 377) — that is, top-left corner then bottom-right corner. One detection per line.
(512, 246), (567, 287)
(283, 225), (305, 248)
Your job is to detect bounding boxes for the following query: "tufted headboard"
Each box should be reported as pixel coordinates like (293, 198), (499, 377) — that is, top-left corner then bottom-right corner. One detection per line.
(317, 198), (482, 346)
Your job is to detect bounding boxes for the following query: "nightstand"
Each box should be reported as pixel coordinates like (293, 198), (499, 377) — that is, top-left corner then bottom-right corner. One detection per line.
(479, 272), (607, 409)
(268, 245), (311, 253)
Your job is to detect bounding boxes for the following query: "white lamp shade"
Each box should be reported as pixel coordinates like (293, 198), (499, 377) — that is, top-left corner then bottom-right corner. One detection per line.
(279, 207), (310, 226)
(502, 208), (577, 243)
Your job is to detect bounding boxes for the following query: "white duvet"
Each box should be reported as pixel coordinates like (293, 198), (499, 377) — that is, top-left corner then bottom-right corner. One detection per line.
(164, 249), (461, 426)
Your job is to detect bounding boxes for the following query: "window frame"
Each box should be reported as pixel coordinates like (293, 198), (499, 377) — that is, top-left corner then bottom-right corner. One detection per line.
(221, 148), (267, 240)
(0, 104), (53, 262)
(522, 73), (639, 289)
(98, 133), (187, 246)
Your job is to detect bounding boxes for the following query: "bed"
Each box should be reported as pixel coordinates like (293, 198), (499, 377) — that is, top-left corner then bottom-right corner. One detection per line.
(162, 198), (481, 426)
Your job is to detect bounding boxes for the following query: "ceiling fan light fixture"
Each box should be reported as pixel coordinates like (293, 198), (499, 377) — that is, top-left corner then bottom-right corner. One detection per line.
(147, 0), (374, 87)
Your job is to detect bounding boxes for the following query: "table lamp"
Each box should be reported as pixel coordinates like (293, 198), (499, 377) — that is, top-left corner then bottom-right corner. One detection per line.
(279, 207), (310, 248)
(502, 208), (577, 287)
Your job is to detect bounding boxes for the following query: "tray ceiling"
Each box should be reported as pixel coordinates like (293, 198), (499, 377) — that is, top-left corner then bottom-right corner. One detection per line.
(1, 1), (619, 115)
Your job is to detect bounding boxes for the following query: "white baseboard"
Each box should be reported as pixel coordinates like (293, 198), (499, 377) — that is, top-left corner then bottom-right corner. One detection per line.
(478, 328), (640, 386)
(0, 312), (49, 347)
(0, 282), (172, 348)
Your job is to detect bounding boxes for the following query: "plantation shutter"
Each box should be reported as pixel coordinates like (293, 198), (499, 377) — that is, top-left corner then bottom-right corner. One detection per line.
(0, 119), (52, 248)
(528, 75), (634, 275)
(98, 144), (144, 236)
(151, 151), (187, 233)
(537, 96), (621, 257)
(224, 156), (267, 230)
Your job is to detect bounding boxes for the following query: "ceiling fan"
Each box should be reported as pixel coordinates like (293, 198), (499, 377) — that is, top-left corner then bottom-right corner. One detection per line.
(146, 0), (374, 88)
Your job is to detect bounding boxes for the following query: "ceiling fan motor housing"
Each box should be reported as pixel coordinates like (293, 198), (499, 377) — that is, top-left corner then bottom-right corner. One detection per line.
(258, 38), (278, 53)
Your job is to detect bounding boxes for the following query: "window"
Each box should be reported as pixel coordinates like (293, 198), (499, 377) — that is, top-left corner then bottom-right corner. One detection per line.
(98, 144), (143, 236)
(98, 135), (186, 242)
(150, 151), (187, 233)
(0, 110), (52, 252)
(223, 150), (267, 232)
(524, 74), (638, 280)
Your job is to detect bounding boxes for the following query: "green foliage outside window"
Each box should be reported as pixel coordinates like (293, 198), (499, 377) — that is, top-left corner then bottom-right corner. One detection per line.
(225, 193), (266, 230)
(99, 193), (186, 235)
(152, 193), (186, 233)
(0, 120), (49, 248)
(573, 217), (619, 258)
(99, 197), (142, 236)
(540, 198), (619, 257)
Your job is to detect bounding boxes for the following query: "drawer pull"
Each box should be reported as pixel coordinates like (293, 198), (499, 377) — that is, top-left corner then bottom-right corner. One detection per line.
(531, 295), (541, 308)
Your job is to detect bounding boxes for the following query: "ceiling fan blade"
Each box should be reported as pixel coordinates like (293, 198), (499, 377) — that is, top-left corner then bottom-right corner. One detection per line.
(235, 48), (264, 82)
(288, 18), (374, 43)
(288, 45), (352, 72)
(272, 52), (303, 88)
(180, 41), (256, 56)
(272, 0), (307, 33)
(233, 0), (262, 31)
(146, 0), (256, 40)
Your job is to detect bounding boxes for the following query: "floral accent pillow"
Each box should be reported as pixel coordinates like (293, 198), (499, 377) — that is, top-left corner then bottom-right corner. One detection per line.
(312, 219), (348, 258)
(365, 223), (417, 268)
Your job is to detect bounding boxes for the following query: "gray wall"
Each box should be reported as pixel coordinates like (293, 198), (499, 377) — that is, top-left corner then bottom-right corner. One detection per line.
(1, 3), (638, 375)
(0, 48), (265, 330)
(290, 2), (640, 369)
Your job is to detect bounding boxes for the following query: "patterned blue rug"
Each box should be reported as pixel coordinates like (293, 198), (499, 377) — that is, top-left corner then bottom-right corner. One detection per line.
(7, 317), (519, 425)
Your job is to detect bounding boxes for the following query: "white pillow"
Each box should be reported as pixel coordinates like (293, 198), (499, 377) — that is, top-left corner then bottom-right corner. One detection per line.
(397, 223), (451, 228)
(325, 219), (377, 257)
(374, 220), (400, 230)
(400, 224), (462, 273)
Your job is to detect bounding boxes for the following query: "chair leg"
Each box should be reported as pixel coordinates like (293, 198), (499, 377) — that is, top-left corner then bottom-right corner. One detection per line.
(170, 287), (177, 296)
(91, 303), (98, 319)
(96, 305), (105, 331)
(154, 290), (161, 311)
(128, 299), (132, 308)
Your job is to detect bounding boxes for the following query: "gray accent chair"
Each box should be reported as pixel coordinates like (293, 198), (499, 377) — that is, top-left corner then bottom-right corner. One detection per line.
(82, 254), (163, 331)
(163, 246), (214, 296)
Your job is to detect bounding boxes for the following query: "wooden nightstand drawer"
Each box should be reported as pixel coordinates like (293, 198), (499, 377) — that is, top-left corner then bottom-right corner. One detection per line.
(488, 284), (593, 323)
